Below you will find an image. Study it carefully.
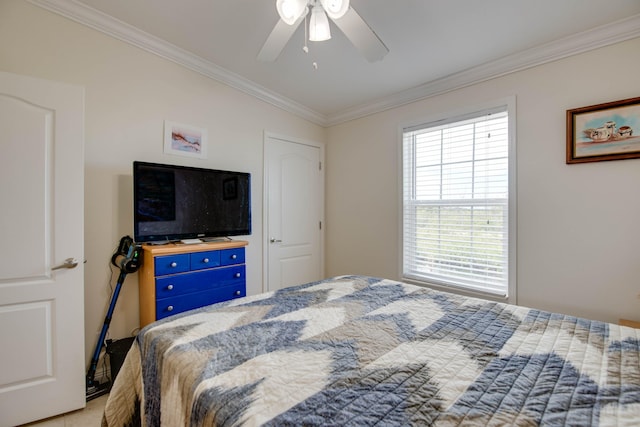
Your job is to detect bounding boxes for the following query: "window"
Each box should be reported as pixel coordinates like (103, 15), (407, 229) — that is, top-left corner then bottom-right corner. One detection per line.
(402, 102), (515, 299)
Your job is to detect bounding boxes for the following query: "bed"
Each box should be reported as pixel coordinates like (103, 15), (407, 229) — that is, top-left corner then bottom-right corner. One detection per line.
(103, 275), (640, 426)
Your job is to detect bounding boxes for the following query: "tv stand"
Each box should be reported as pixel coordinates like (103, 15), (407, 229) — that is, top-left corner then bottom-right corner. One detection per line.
(147, 240), (172, 246)
(138, 240), (248, 327)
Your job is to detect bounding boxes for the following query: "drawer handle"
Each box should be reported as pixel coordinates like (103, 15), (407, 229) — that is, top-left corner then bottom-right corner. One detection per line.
(235, 273), (241, 278)
(170, 262), (178, 268)
(231, 254), (237, 260)
(203, 258), (209, 263)
(167, 284), (174, 291)
(167, 305), (174, 312)
(234, 290), (242, 296)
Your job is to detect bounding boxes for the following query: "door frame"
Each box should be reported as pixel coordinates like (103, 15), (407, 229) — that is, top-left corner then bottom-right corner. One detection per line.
(262, 131), (325, 293)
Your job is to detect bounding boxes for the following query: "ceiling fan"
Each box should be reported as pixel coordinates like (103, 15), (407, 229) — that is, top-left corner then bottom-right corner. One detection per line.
(258, 0), (389, 63)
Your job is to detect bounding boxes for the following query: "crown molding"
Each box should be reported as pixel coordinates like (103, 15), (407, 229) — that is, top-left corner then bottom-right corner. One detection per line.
(326, 13), (640, 126)
(28, 0), (328, 126)
(28, 1), (640, 128)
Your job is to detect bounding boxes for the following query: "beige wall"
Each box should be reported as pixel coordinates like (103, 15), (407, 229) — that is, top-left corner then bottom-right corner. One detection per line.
(0, 1), (325, 366)
(326, 37), (640, 324)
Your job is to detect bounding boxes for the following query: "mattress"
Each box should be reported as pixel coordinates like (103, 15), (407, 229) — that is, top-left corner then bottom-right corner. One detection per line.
(103, 275), (640, 426)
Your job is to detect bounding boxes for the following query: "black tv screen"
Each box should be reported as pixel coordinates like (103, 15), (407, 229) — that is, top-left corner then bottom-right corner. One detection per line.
(133, 161), (251, 243)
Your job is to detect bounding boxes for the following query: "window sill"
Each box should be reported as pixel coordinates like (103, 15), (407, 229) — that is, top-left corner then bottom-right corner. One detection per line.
(402, 276), (511, 304)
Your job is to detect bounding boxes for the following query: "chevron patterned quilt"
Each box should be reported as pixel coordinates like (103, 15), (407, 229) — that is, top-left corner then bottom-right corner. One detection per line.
(103, 275), (640, 426)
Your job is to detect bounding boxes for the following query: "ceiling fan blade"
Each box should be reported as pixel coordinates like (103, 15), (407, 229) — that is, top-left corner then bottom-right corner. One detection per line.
(332, 7), (388, 62)
(257, 16), (304, 62)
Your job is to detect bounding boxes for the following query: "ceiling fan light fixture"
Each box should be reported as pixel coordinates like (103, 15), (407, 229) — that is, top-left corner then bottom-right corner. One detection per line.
(320, 0), (349, 19)
(276, 0), (307, 25)
(309, 4), (331, 41)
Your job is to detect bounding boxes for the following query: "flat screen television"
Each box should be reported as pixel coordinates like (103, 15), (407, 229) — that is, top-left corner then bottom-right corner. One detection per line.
(133, 161), (251, 243)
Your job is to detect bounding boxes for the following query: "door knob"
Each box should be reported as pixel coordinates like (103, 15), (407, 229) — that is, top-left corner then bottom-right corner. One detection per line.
(52, 258), (79, 271)
(270, 238), (282, 243)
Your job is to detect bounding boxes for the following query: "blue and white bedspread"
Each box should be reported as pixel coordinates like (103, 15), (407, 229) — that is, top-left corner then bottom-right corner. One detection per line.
(103, 275), (640, 426)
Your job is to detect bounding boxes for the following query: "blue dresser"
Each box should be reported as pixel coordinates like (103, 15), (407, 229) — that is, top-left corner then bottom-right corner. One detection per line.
(139, 241), (248, 327)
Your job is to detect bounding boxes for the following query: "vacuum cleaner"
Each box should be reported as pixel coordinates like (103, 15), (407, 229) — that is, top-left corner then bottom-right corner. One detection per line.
(86, 236), (142, 401)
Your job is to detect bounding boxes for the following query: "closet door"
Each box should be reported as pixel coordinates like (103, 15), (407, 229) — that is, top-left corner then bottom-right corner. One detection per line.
(0, 71), (85, 426)
(264, 133), (324, 291)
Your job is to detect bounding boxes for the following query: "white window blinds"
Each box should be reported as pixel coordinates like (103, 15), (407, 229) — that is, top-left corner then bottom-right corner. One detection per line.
(402, 106), (510, 297)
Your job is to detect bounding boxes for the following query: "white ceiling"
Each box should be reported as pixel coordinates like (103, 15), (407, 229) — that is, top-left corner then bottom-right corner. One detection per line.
(32, 0), (640, 125)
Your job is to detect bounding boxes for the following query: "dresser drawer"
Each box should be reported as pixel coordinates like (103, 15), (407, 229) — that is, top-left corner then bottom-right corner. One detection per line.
(221, 248), (245, 266)
(190, 250), (222, 271)
(155, 265), (245, 298)
(154, 253), (190, 276)
(156, 283), (246, 320)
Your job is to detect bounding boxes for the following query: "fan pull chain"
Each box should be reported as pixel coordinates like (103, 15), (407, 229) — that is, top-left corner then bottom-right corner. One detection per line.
(303, 9), (309, 53)
(302, 8), (318, 70)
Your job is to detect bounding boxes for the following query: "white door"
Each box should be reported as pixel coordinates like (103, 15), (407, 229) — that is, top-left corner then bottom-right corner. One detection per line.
(264, 134), (324, 291)
(0, 71), (85, 426)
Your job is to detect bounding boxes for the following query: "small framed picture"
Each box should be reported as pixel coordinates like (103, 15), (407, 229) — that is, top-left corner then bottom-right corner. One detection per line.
(164, 121), (208, 159)
(566, 96), (640, 164)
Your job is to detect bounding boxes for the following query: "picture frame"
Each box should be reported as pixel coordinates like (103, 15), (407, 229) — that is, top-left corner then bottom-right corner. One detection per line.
(566, 96), (640, 164)
(164, 121), (208, 159)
